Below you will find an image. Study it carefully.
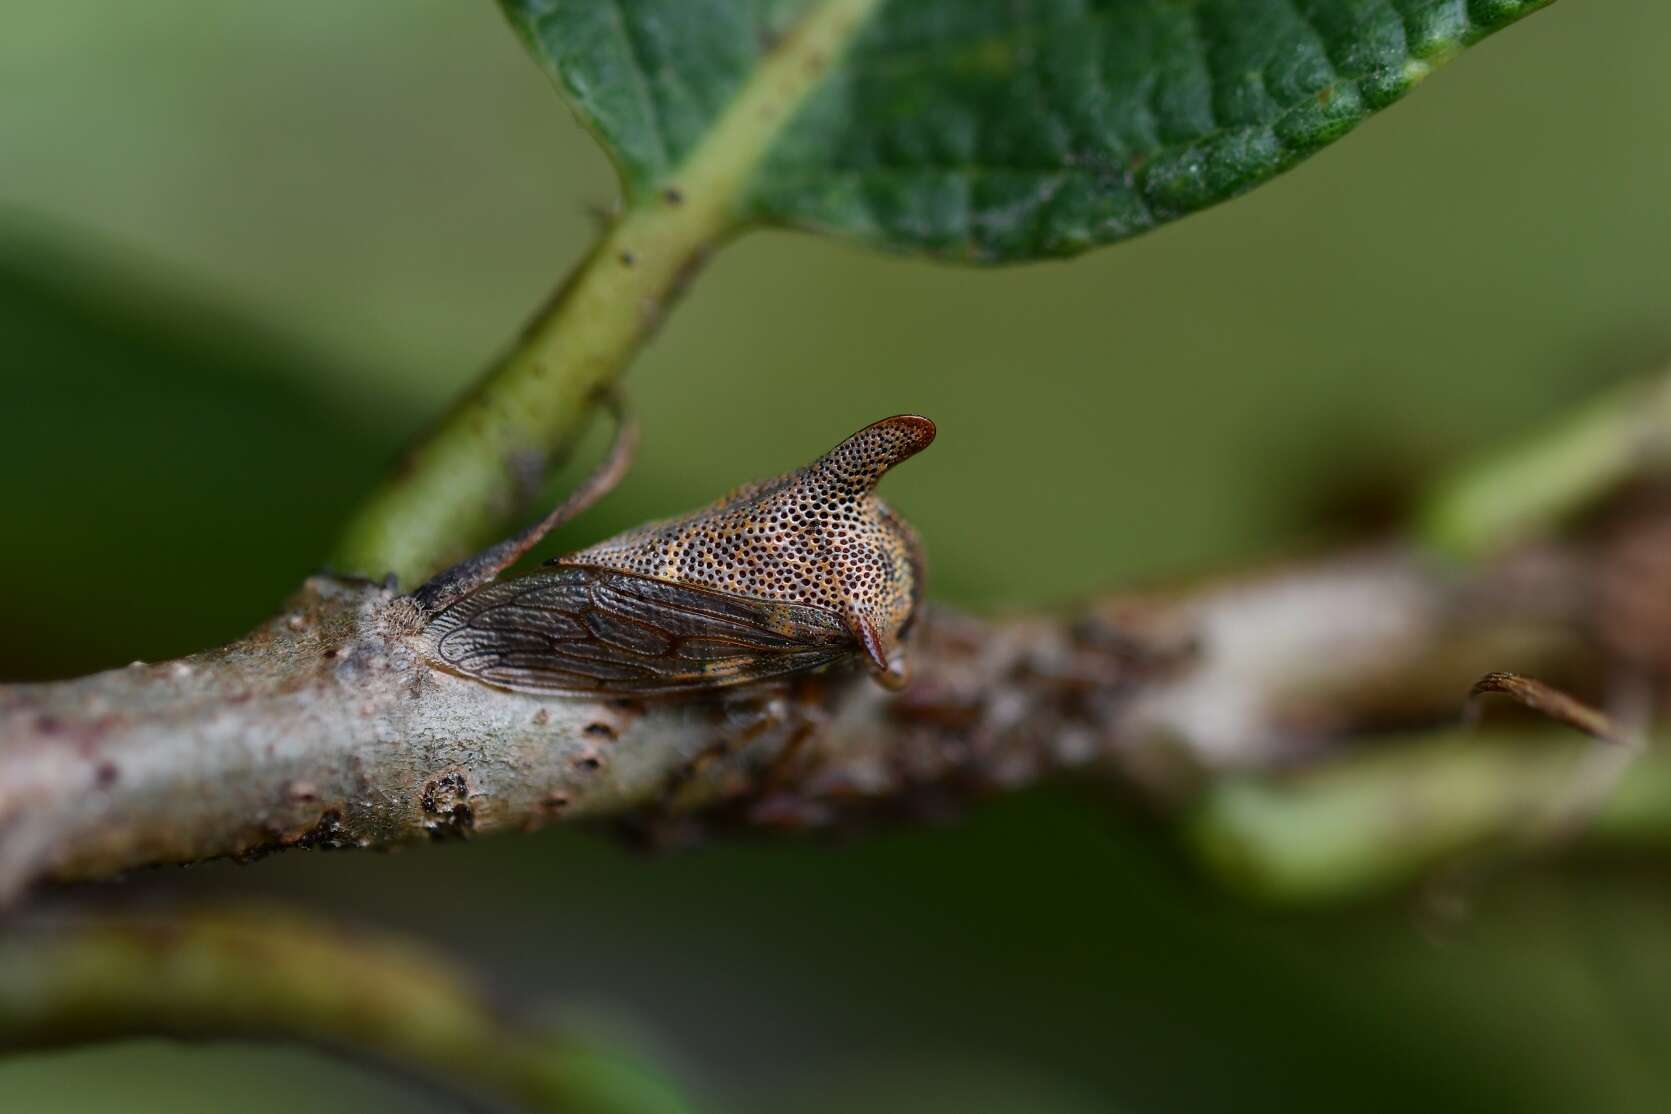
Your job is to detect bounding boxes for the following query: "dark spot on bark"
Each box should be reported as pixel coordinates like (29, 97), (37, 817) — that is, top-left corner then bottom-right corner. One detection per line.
(93, 761), (119, 788)
(583, 722), (617, 740)
(532, 708), (550, 727)
(323, 648), (338, 659)
(422, 773), (475, 841)
(295, 809), (348, 850)
(575, 754), (602, 772)
(542, 792), (570, 812)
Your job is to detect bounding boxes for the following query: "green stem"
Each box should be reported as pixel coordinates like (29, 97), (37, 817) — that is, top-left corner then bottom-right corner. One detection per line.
(330, 0), (884, 586)
(1186, 730), (1671, 904)
(0, 907), (694, 1114)
(1416, 370), (1671, 559)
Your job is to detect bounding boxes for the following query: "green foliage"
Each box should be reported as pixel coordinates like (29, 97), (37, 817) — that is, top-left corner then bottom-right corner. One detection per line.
(504, 0), (1552, 260)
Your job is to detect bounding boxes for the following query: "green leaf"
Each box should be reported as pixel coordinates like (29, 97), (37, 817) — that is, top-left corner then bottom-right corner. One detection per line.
(503, 0), (1553, 262)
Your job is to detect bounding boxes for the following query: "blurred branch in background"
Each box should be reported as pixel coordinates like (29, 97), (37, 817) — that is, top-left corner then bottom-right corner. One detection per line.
(1189, 728), (1671, 903)
(0, 906), (694, 1114)
(1187, 363), (1671, 901)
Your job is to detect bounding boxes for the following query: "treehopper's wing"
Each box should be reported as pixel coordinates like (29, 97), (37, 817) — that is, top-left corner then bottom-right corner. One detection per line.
(423, 566), (857, 696)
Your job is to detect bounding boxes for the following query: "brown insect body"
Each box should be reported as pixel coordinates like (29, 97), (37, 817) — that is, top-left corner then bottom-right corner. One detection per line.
(420, 415), (935, 696)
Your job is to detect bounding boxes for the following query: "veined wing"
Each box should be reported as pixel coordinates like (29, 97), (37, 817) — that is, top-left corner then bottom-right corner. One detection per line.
(423, 566), (856, 696)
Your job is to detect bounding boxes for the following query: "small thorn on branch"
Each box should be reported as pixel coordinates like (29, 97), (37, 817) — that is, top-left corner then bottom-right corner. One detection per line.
(1466, 671), (1630, 746)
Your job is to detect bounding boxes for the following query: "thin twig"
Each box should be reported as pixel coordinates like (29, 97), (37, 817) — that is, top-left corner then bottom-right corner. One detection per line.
(1466, 672), (1630, 745)
(412, 395), (639, 613)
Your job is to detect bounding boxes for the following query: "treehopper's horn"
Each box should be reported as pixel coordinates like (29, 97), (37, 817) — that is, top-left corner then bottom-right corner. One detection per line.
(811, 414), (937, 494)
(806, 414), (935, 688)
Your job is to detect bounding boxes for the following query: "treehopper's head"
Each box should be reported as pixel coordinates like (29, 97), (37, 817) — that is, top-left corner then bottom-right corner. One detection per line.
(560, 415), (936, 689)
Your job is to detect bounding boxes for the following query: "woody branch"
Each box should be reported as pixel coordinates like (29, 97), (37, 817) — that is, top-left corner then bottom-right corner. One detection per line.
(0, 492), (1657, 905)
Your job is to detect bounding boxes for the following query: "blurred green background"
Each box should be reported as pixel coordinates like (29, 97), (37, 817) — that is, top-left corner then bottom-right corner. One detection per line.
(6, 2), (1671, 1111)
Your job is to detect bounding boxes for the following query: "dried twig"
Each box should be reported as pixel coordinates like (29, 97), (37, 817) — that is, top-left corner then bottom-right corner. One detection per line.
(1466, 672), (1629, 745)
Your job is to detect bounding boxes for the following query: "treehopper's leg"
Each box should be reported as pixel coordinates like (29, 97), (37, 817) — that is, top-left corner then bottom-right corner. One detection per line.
(623, 687), (826, 844)
(660, 693), (789, 811)
(412, 394), (638, 612)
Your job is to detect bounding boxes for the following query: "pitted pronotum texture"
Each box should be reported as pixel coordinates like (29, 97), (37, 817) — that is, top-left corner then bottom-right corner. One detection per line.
(424, 416), (935, 694)
(565, 416), (932, 650)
